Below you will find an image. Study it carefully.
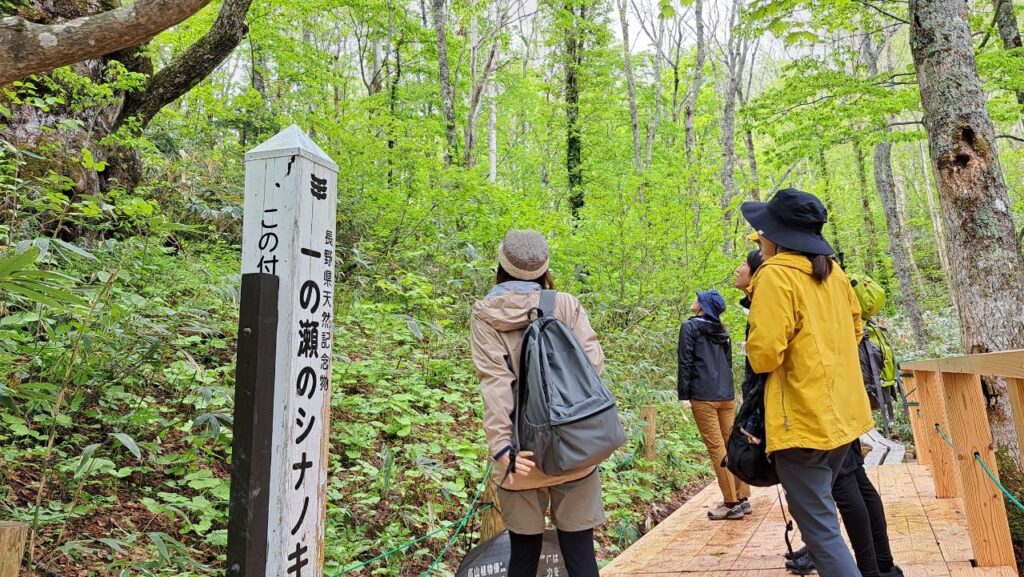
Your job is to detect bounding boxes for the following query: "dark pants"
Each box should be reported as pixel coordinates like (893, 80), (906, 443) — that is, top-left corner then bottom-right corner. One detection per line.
(508, 529), (599, 577)
(833, 467), (895, 577)
(775, 445), (860, 577)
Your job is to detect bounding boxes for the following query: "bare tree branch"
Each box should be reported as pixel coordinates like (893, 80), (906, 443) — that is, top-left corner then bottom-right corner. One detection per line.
(855, 0), (910, 24)
(0, 0), (212, 86)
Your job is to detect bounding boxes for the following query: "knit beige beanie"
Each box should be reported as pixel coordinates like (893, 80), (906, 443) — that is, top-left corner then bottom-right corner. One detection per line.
(498, 230), (550, 280)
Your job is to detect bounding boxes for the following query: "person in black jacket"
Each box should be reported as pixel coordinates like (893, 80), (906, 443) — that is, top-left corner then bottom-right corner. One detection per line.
(784, 440), (905, 577)
(679, 290), (750, 520)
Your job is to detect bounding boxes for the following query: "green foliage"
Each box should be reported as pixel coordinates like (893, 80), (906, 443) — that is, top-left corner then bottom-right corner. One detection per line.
(1, 0), (1023, 574)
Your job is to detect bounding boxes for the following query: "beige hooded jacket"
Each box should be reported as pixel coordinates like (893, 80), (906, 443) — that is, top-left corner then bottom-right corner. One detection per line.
(471, 284), (605, 491)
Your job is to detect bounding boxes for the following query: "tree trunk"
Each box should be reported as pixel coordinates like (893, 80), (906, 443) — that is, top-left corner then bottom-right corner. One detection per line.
(618, 0), (642, 171)
(854, 142), (879, 275)
(644, 16), (665, 169)
(683, 0), (704, 161)
(719, 0), (747, 255)
(0, 0), (212, 86)
(993, 0), (1024, 127)
(488, 85), (498, 183)
(114, 0), (254, 131)
(919, 140), (954, 291)
(874, 141), (930, 350)
(566, 1), (584, 218)
(910, 0), (1024, 466)
(432, 0), (458, 166)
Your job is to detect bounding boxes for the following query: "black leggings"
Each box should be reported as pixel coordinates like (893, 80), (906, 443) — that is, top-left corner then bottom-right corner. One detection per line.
(833, 467), (895, 577)
(508, 529), (599, 577)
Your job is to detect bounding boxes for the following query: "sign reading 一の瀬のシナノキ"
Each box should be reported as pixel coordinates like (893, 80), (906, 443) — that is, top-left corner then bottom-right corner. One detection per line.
(236, 125), (338, 577)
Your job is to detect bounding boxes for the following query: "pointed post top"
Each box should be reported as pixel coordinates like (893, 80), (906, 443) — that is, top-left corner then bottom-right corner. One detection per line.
(246, 124), (338, 171)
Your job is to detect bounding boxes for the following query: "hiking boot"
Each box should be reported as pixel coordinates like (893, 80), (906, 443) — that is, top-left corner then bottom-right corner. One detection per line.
(879, 566), (904, 577)
(707, 503), (744, 520)
(740, 500), (752, 515)
(785, 553), (816, 575)
(784, 547), (807, 561)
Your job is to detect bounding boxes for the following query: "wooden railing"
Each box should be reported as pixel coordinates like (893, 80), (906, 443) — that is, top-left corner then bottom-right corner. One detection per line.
(901, 349), (1024, 568)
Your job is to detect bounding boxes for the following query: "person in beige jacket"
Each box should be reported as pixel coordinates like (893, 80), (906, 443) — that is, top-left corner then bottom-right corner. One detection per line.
(470, 230), (605, 577)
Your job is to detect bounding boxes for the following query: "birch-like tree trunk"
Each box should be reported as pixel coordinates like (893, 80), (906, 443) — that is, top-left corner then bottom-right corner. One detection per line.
(862, 30), (928, 349)
(874, 141), (929, 349)
(432, 0), (458, 165)
(910, 0), (1024, 465)
(644, 15), (665, 169)
(618, 0), (642, 171)
(682, 0), (704, 161)
(718, 0), (747, 254)
(919, 140), (953, 285)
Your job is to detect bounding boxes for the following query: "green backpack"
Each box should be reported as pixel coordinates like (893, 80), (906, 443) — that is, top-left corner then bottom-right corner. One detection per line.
(864, 321), (897, 388)
(849, 272), (886, 318)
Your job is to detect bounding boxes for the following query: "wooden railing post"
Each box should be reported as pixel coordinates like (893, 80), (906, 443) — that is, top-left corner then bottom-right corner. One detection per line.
(1005, 377), (1024, 462)
(0, 522), (28, 577)
(479, 476), (505, 543)
(641, 406), (657, 465)
(915, 370), (958, 498)
(902, 371), (929, 466)
(941, 372), (1015, 567)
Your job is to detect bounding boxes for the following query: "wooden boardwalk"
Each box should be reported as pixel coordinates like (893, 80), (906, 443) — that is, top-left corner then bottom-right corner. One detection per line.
(602, 464), (1018, 577)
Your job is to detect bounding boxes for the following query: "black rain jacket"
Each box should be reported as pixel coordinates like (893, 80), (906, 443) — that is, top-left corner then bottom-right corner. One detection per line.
(677, 316), (734, 401)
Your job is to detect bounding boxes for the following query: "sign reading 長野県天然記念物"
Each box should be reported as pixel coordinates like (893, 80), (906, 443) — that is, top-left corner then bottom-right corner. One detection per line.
(228, 125), (338, 577)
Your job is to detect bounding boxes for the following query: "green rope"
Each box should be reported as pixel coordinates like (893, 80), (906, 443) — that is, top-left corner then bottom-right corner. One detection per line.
(973, 453), (1024, 513)
(933, 424), (1024, 513)
(421, 462), (493, 577)
(935, 423), (955, 448)
(329, 462), (495, 576)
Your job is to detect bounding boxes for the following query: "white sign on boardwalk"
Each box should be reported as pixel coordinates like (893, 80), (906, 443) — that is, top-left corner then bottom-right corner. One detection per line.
(240, 125), (338, 577)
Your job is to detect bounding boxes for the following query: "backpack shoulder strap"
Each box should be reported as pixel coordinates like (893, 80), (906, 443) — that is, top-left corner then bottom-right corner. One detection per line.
(539, 290), (558, 318)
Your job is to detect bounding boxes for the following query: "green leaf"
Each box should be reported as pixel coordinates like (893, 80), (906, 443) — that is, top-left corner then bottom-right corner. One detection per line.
(75, 443), (101, 478)
(110, 432), (142, 460)
(147, 532), (169, 562)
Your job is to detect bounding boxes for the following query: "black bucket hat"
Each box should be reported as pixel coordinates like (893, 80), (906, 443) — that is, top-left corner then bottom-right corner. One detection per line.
(740, 188), (834, 256)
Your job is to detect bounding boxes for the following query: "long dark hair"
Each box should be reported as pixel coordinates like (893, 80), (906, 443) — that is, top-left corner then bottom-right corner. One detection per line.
(806, 253), (834, 283)
(496, 264), (555, 289)
(776, 246), (833, 283)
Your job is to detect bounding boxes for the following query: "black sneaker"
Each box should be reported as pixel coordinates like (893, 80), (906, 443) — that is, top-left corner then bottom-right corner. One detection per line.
(879, 566), (904, 577)
(785, 554), (816, 575)
(784, 547), (808, 561)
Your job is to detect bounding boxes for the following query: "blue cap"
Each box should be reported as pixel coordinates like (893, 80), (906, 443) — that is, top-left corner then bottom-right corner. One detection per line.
(696, 290), (727, 323)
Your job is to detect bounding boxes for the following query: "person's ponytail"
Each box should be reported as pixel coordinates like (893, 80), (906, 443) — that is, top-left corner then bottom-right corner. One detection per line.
(810, 254), (834, 283)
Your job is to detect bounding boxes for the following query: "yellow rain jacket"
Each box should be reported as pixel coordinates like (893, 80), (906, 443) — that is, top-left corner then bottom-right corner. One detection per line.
(747, 252), (873, 454)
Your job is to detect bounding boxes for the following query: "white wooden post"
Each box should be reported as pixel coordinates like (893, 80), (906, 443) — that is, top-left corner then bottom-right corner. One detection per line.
(234, 125), (338, 577)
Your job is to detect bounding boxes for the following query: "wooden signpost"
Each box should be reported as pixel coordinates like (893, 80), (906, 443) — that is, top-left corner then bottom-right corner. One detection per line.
(228, 125), (338, 577)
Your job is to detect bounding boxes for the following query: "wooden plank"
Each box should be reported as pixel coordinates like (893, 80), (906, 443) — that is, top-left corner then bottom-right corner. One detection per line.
(902, 350), (1024, 379)
(903, 372), (930, 466)
(940, 372), (1015, 567)
(915, 370), (959, 498)
(0, 522), (28, 577)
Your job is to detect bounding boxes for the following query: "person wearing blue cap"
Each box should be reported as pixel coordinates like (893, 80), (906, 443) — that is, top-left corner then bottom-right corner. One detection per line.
(678, 289), (750, 520)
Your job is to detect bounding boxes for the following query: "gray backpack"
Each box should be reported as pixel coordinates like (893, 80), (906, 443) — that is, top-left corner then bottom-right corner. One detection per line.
(511, 291), (626, 477)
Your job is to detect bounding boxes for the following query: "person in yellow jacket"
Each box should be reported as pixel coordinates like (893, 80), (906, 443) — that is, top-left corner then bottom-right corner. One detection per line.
(741, 189), (874, 577)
